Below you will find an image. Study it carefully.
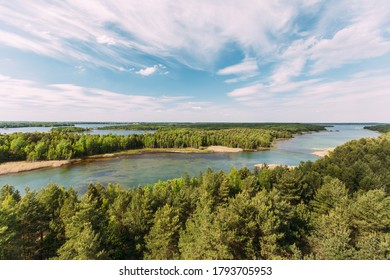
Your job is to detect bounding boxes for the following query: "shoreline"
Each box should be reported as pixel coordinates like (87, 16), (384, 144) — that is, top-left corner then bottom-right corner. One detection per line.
(206, 146), (243, 152)
(0, 160), (75, 175)
(254, 163), (296, 169)
(311, 147), (335, 157)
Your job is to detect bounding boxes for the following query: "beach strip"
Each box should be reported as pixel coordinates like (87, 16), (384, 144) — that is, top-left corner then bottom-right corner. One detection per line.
(0, 160), (71, 175)
(207, 146), (243, 152)
(311, 147), (335, 157)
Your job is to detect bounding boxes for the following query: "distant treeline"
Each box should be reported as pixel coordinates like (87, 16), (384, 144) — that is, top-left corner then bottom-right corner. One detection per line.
(364, 124), (390, 133)
(50, 127), (91, 133)
(0, 126), (320, 162)
(97, 123), (327, 133)
(0, 122), (76, 128)
(1, 133), (389, 260)
(0, 122), (130, 129)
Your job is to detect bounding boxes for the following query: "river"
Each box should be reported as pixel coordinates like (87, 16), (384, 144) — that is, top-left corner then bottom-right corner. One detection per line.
(0, 124), (379, 193)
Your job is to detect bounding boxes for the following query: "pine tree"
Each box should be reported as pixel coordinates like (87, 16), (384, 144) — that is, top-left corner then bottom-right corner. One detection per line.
(351, 189), (390, 259)
(37, 184), (67, 259)
(252, 189), (292, 259)
(179, 194), (232, 259)
(145, 204), (181, 259)
(0, 191), (22, 259)
(17, 188), (46, 259)
(56, 222), (105, 260)
(309, 207), (355, 259)
(310, 177), (349, 217)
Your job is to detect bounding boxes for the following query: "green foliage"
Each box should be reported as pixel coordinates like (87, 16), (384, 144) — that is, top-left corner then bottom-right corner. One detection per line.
(0, 188), (21, 259)
(97, 122), (326, 132)
(364, 124), (390, 133)
(313, 136), (390, 194)
(0, 122), (76, 128)
(309, 207), (356, 260)
(50, 126), (91, 133)
(17, 189), (46, 259)
(310, 177), (349, 216)
(56, 222), (106, 260)
(145, 204), (181, 259)
(179, 197), (232, 260)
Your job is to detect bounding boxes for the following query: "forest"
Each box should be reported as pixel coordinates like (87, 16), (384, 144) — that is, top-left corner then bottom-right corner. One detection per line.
(364, 124), (390, 133)
(50, 127), (91, 133)
(0, 133), (389, 260)
(97, 122), (327, 132)
(0, 124), (324, 162)
(0, 122), (75, 128)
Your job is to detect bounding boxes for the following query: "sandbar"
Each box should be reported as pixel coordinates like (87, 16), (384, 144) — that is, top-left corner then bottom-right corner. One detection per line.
(0, 160), (71, 175)
(207, 146), (244, 152)
(311, 147), (335, 157)
(254, 163), (296, 169)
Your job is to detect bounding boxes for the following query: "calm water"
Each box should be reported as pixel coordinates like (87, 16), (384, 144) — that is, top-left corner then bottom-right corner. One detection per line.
(0, 125), (379, 193)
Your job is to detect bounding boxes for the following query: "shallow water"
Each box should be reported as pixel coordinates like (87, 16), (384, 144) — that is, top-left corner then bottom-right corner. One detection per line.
(0, 124), (379, 193)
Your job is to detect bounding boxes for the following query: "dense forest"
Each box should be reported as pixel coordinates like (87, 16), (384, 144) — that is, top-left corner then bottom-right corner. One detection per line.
(50, 127), (91, 133)
(0, 122), (75, 128)
(97, 122), (327, 132)
(364, 124), (390, 133)
(0, 122), (126, 129)
(0, 125), (322, 162)
(0, 133), (389, 260)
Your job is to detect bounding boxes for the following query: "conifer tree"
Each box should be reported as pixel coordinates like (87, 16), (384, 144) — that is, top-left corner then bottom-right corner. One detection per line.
(145, 204), (181, 259)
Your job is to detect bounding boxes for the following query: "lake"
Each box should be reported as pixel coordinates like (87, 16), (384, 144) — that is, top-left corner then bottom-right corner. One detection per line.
(0, 124), (379, 193)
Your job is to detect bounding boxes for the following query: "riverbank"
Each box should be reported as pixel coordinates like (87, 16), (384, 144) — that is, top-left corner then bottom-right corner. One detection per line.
(312, 147), (335, 157)
(0, 160), (73, 175)
(254, 163), (296, 169)
(86, 147), (211, 159)
(206, 146), (243, 152)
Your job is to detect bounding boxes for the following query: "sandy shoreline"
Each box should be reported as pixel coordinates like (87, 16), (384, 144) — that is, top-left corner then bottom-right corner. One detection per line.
(0, 160), (72, 175)
(311, 147), (335, 157)
(206, 146), (244, 152)
(254, 163), (296, 169)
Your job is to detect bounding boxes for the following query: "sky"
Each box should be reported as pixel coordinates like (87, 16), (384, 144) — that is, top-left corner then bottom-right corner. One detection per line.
(0, 0), (390, 122)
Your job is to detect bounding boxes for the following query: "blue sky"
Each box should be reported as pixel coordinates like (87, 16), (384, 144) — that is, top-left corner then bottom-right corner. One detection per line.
(0, 0), (390, 122)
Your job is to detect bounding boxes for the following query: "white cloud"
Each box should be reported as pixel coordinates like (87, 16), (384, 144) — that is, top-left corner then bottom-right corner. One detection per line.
(1, 0), (389, 74)
(0, 75), (195, 121)
(0, 0), (301, 70)
(217, 58), (258, 76)
(136, 64), (167, 76)
(226, 70), (390, 122)
(266, 1), (390, 84)
(137, 66), (158, 76)
(309, 25), (390, 74)
(227, 84), (265, 97)
(97, 35), (116, 45)
(271, 57), (306, 84)
(217, 58), (259, 83)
